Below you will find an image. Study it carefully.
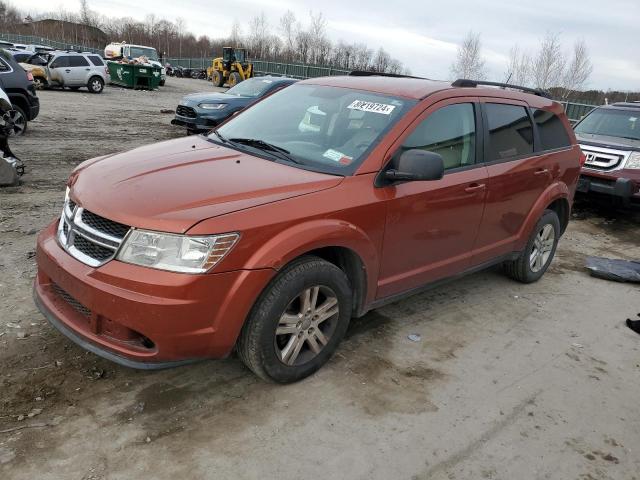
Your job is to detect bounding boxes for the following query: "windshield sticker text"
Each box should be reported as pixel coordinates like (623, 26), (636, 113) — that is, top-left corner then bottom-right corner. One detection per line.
(323, 149), (353, 165)
(347, 100), (396, 115)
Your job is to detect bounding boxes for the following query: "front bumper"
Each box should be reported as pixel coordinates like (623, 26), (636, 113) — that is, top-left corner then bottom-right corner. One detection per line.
(578, 169), (640, 205)
(34, 221), (274, 368)
(171, 113), (224, 131)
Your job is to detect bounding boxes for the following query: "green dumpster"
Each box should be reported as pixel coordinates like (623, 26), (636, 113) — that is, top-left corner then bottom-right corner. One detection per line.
(107, 61), (162, 90)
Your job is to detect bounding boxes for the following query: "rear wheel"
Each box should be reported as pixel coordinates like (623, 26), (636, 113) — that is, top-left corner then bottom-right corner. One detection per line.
(237, 256), (352, 383)
(228, 71), (242, 87)
(7, 105), (27, 136)
(504, 209), (560, 283)
(88, 76), (104, 94)
(212, 70), (224, 87)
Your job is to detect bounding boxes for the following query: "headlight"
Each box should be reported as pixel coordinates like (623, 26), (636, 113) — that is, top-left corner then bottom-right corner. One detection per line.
(117, 230), (239, 273)
(198, 103), (227, 110)
(626, 152), (640, 169)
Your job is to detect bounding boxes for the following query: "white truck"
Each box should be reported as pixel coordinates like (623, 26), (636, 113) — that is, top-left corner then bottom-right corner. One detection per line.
(104, 42), (166, 86)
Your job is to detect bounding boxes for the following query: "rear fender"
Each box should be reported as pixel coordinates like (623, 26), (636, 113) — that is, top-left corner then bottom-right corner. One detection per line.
(515, 182), (570, 251)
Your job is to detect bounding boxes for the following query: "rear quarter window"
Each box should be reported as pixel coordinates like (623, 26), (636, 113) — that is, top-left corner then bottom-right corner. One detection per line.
(0, 58), (10, 72)
(88, 56), (105, 66)
(532, 109), (571, 150)
(485, 103), (534, 161)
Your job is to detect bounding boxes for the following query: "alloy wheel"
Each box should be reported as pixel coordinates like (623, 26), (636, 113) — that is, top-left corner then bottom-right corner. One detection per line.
(91, 79), (103, 92)
(529, 224), (555, 272)
(7, 110), (25, 136)
(275, 285), (340, 366)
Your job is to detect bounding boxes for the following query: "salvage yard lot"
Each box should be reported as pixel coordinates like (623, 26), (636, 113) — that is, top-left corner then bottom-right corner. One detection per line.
(1, 77), (639, 479)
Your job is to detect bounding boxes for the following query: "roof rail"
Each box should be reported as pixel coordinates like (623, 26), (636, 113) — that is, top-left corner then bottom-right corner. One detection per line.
(452, 79), (551, 99)
(349, 70), (427, 80)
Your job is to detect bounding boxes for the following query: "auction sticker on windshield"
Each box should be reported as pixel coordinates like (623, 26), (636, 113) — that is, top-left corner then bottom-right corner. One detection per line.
(323, 149), (353, 165)
(347, 100), (396, 115)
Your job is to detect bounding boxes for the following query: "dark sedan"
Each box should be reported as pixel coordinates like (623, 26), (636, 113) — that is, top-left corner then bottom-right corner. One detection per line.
(172, 76), (297, 134)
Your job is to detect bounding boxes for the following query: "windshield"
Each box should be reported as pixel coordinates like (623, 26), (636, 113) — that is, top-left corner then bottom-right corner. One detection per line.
(129, 47), (159, 61)
(575, 108), (640, 141)
(226, 77), (279, 98)
(212, 84), (416, 175)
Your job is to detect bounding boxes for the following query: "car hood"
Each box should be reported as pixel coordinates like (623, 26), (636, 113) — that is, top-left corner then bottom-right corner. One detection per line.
(71, 136), (343, 234)
(182, 92), (251, 106)
(576, 132), (640, 151)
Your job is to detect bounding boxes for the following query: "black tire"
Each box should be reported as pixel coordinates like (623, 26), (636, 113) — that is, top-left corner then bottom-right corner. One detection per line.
(159, 79), (165, 86)
(212, 70), (224, 87)
(228, 71), (242, 87)
(7, 105), (27, 136)
(87, 76), (104, 94)
(237, 256), (352, 383)
(504, 209), (560, 283)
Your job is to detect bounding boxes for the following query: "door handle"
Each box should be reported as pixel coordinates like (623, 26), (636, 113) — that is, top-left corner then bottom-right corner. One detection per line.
(65, 69), (71, 73)
(464, 183), (486, 193)
(534, 168), (549, 175)
(85, 68), (90, 71)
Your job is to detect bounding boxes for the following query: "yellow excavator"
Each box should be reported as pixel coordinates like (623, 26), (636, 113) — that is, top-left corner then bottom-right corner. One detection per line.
(208, 47), (253, 87)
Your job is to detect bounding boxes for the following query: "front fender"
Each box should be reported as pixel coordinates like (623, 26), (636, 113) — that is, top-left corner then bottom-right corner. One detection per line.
(515, 181), (570, 251)
(243, 219), (380, 305)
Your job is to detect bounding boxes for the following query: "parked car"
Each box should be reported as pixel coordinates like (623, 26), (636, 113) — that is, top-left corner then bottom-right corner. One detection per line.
(574, 102), (640, 206)
(34, 75), (581, 383)
(39, 51), (108, 93)
(0, 48), (39, 135)
(172, 76), (298, 134)
(0, 86), (24, 185)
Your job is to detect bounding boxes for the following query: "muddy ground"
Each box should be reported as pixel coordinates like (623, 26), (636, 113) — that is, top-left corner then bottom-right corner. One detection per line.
(1, 77), (639, 480)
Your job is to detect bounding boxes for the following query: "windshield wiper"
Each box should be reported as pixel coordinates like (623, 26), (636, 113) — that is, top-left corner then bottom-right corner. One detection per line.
(229, 138), (301, 164)
(211, 129), (230, 145)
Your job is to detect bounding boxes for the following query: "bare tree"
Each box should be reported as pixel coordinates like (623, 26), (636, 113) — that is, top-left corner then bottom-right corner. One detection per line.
(229, 19), (242, 45)
(531, 32), (566, 90)
(247, 12), (269, 58)
(560, 40), (593, 99)
(175, 17), (185, 57)
(279, 10), (296, 61)
(504, 45), (532, 86)
(450, 31), (486, 80)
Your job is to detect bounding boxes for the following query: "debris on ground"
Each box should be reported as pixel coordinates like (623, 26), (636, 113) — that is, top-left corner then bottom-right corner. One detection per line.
(407, 334), (422, 342)
(585, 256), (640, 283)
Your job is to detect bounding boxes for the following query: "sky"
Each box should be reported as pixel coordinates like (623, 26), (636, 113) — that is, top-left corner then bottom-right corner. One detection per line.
(16, 0), (640, 90)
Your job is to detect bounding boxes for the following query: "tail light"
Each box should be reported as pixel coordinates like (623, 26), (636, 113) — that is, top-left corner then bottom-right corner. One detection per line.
(579, 151), (587, 167)
(26, 71), (34, 82)
(104, 66), (109, 75)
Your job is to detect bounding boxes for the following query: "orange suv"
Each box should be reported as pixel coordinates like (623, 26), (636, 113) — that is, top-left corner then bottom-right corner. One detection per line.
(34, 74), (582, 383)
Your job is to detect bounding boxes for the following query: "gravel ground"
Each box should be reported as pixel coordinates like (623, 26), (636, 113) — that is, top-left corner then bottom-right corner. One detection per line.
(1, 77), (639, 480)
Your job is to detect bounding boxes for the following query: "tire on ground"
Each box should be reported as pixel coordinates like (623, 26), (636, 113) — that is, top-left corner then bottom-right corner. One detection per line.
(237, 255), (352, 383)
(503, 209), (561, 283)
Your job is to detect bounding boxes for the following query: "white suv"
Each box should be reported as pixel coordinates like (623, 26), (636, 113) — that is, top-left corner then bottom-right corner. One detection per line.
(45, 52), (108, 93)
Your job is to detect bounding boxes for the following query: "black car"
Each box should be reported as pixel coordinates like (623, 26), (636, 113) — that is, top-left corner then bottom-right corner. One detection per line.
(0, 48), (39, 135)
(172, 76), (297, 134)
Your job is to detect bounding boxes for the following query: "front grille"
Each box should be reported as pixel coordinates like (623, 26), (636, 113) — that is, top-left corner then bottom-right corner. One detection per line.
(52, 283), (91, 318)
(580, 146), (625, 171)
(73, 235), (114, 261)
(176, 105), (197, 118)
(57, 201), (130, 267)
(80, 209), (129, 239)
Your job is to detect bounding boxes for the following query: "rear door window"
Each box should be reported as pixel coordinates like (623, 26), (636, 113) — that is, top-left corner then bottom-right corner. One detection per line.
(532, 109), (571, 150)
(485, 103), (534, 161)
(88, 55), (104, 66)
(401, 103), (477, 170)
(68, 56), (90, 67)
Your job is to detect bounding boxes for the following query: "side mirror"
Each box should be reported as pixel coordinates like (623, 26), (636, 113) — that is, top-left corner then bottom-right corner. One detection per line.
(384, 149), (444, 182)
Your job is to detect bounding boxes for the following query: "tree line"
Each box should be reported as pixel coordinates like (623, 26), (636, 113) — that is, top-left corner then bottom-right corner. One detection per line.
(0, 1), (407, 74)
(449, 30), (638, 104)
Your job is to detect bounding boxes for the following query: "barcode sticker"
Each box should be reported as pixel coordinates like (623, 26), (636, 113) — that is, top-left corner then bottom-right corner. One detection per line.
(347, 100), (396, 115)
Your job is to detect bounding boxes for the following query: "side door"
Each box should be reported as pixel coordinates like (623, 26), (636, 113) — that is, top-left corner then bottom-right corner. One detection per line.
(47, 55), (69, 85)
(65, 55), (91, 85)
(471, 99), (553, 265)
(377, 98), (489, 299)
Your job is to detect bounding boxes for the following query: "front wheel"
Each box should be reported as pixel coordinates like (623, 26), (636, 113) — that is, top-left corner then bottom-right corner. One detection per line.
(504, 209), (560, 283)
(237, 256), (352, 383)
(88, 76), (104, 93)
(228, 71), (242, 87)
